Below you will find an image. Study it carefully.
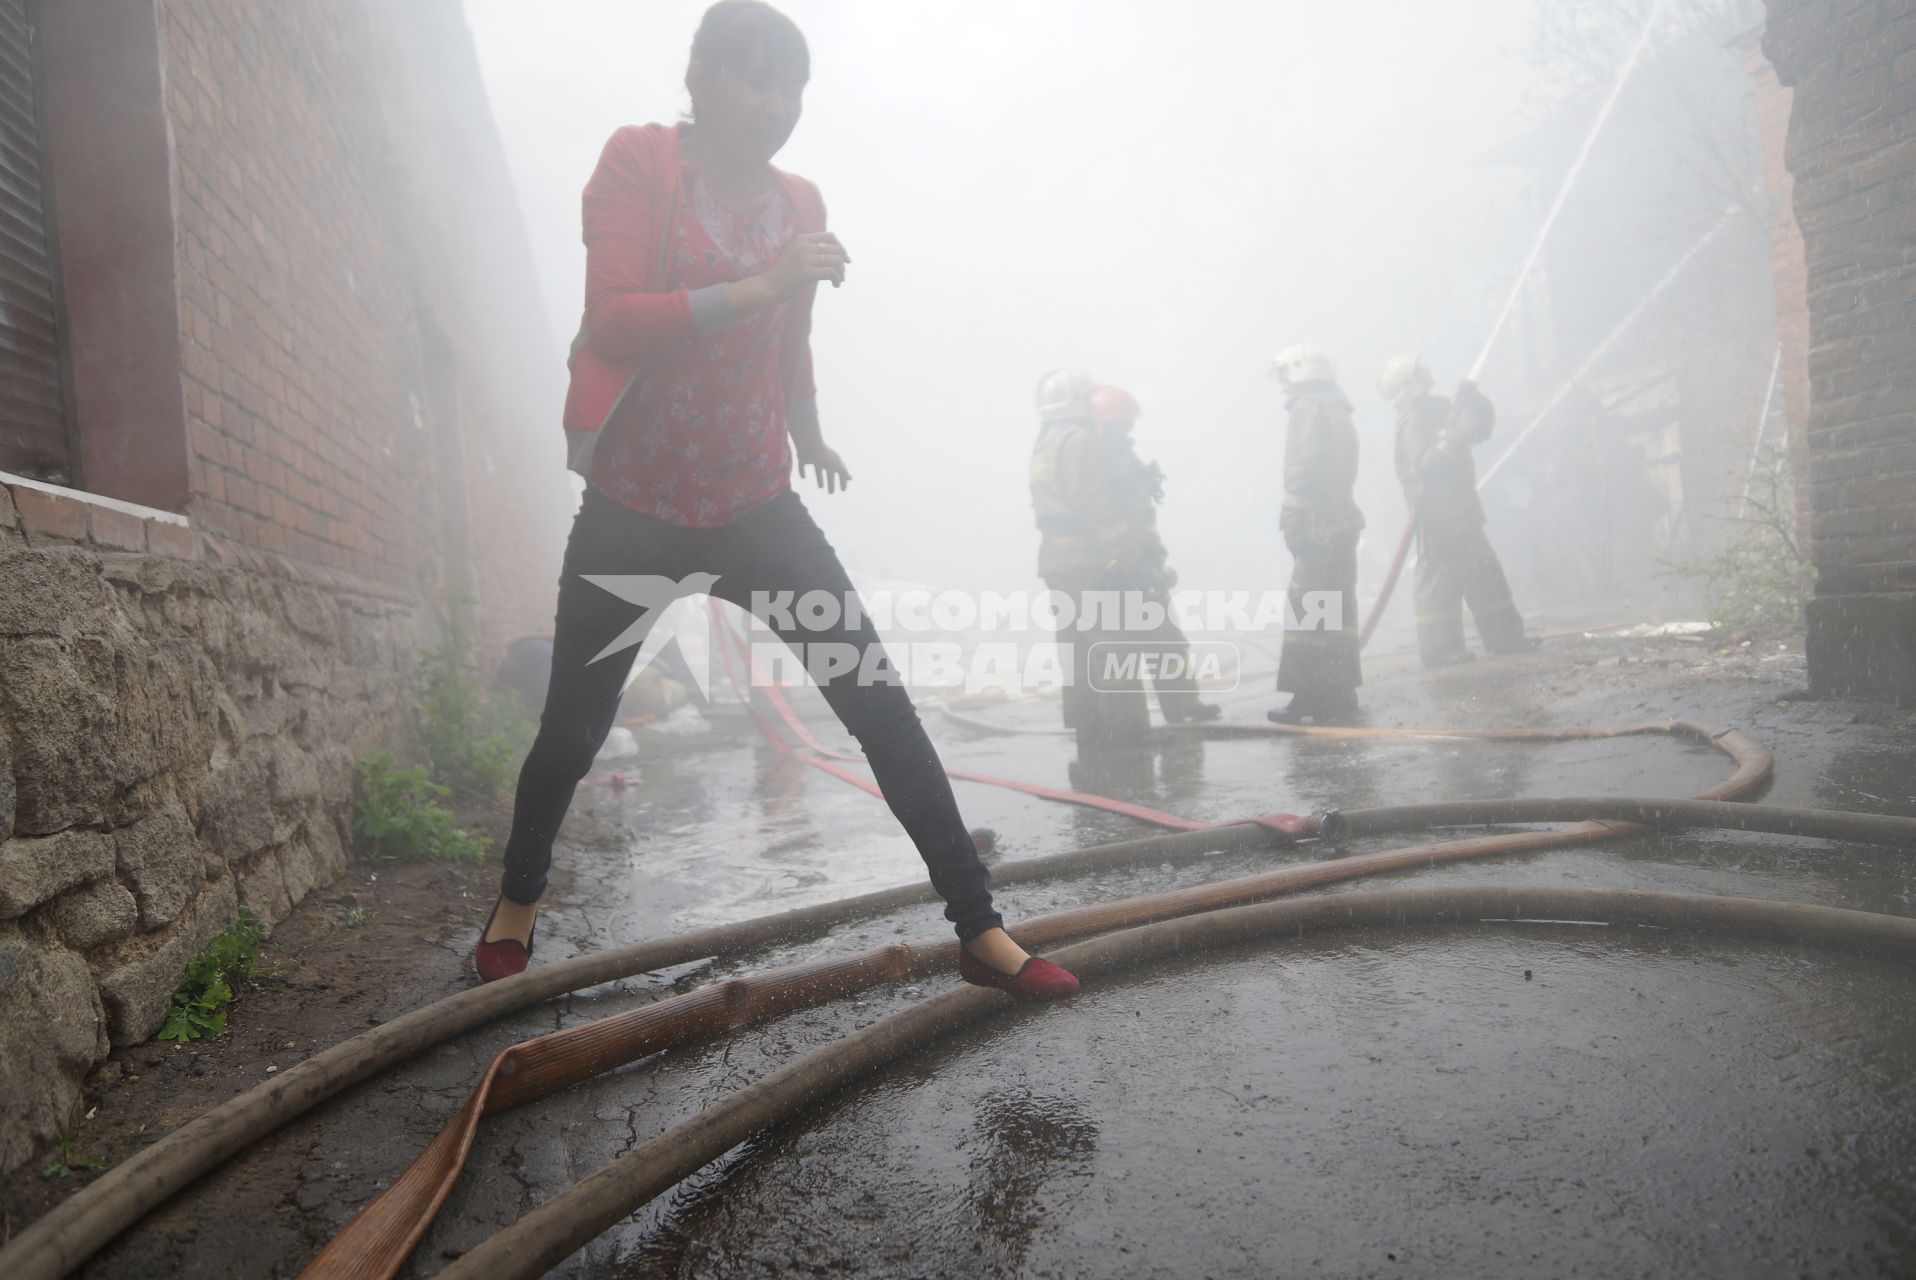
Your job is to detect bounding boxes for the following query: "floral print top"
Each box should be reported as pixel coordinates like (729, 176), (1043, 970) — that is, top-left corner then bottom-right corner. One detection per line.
(590, 163), (799, 526)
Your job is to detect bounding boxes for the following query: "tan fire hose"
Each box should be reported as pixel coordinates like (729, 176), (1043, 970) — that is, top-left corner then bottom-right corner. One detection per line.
(0, 816), (1336, 1280)
(437, 885), (1916, 1280)
(301, 722), (1772, 1277)
(10, 718), (1916, 1280)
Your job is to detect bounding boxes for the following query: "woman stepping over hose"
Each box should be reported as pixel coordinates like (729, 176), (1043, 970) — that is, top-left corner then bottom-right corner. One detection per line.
(475, 0), (1077, 1002)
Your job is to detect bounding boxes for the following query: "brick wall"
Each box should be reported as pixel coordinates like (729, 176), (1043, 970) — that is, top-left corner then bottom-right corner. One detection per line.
(1742, 37), (1818, 550)
(1763, 0), (1916, 697)
(157, 0), (569, 649)
(0, 0), (575, 1170)
(359, 1), (577, 656)
(163, 1), (433, 588)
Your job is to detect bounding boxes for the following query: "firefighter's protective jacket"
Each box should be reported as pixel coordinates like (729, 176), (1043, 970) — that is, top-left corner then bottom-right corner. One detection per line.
(1279, 380), (1365, 547)
(1030, 420), (1172, 585)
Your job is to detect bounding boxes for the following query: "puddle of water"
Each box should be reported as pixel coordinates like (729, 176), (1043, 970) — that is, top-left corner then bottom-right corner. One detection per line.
(599, 931), (1916, 1279)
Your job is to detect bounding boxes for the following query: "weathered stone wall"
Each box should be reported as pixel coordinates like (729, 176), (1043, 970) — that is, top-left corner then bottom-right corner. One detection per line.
(0, 489), (424, 1172)
(0, 0), (567, 1172)
(1763, 0), (1916, 698)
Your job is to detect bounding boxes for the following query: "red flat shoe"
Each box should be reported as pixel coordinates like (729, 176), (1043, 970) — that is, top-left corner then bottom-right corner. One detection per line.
(959, 945), (1080, 1001)
(474, 897), (536, 983)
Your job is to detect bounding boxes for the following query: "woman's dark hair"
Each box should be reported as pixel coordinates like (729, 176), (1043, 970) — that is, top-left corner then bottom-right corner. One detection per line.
(688, 1), (810, 90)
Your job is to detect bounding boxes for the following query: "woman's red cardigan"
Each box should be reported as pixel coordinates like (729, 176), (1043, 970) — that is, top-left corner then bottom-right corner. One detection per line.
(561, 123), (828, 442)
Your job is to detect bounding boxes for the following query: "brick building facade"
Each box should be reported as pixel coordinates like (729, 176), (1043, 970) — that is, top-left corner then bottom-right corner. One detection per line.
(32, 0), (570, 626)
(1762, 0), (1916, 697)
(1743, 33), (1819, 549)
(0, 0), (572, 1169)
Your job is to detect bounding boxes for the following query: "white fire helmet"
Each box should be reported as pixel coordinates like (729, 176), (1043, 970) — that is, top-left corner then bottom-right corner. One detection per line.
(1269, 344), (1336, 386)
(1035, 367), (1094, 424)
(1376, 352), (1433, 408)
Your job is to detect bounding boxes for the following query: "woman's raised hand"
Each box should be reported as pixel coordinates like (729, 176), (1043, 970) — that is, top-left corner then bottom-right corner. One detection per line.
(765, 231), (850, 300)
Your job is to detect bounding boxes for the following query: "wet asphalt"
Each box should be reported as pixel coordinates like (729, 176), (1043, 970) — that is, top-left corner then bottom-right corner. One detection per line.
(428, 631), (1916, 1278)
(60, 629), (1916, 1278)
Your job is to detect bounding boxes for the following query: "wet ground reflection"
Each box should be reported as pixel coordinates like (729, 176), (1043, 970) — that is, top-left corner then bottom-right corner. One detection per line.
(489, 638), (1916, 1276)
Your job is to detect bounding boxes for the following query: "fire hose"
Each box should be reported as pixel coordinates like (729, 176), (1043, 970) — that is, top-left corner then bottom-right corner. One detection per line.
(9, 716), (1916, 1279)
(437, 884), (1916, 1280)
(298, 721), (1774, 1278)
(707, 603), (1307, 834)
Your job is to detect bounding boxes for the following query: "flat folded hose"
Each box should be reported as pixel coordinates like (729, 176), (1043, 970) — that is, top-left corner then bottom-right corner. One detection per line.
(0, 815), (1331, 1280)
(19, 717), (1916, 1279)
(297, 721), (1773, 1277)
(438, 885), (1916, 1280)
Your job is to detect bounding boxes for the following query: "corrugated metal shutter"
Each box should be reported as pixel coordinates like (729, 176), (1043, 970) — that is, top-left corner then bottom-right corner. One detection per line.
(0, 0), (67, 484)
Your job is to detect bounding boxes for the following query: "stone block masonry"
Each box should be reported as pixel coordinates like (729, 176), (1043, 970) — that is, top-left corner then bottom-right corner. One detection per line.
(0, 0), (568, 1176)
(0, 477), (425, 1172)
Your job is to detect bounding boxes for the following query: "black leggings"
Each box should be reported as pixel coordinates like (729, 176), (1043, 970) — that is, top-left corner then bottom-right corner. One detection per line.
(499, 486), (1002, 941)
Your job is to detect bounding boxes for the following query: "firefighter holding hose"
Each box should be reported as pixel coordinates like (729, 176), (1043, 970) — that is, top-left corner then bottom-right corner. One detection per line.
(1268, 344), (1364, 724)
(1377, 354), (1531, 666)
(1030, 371), (1219, 744)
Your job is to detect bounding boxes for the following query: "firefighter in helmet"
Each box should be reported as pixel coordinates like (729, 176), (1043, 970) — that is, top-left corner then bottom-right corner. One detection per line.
(1030, 371), (1219, 743)
(1377, 353), (1531, 666)
(1268, 344), (1364, 724)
